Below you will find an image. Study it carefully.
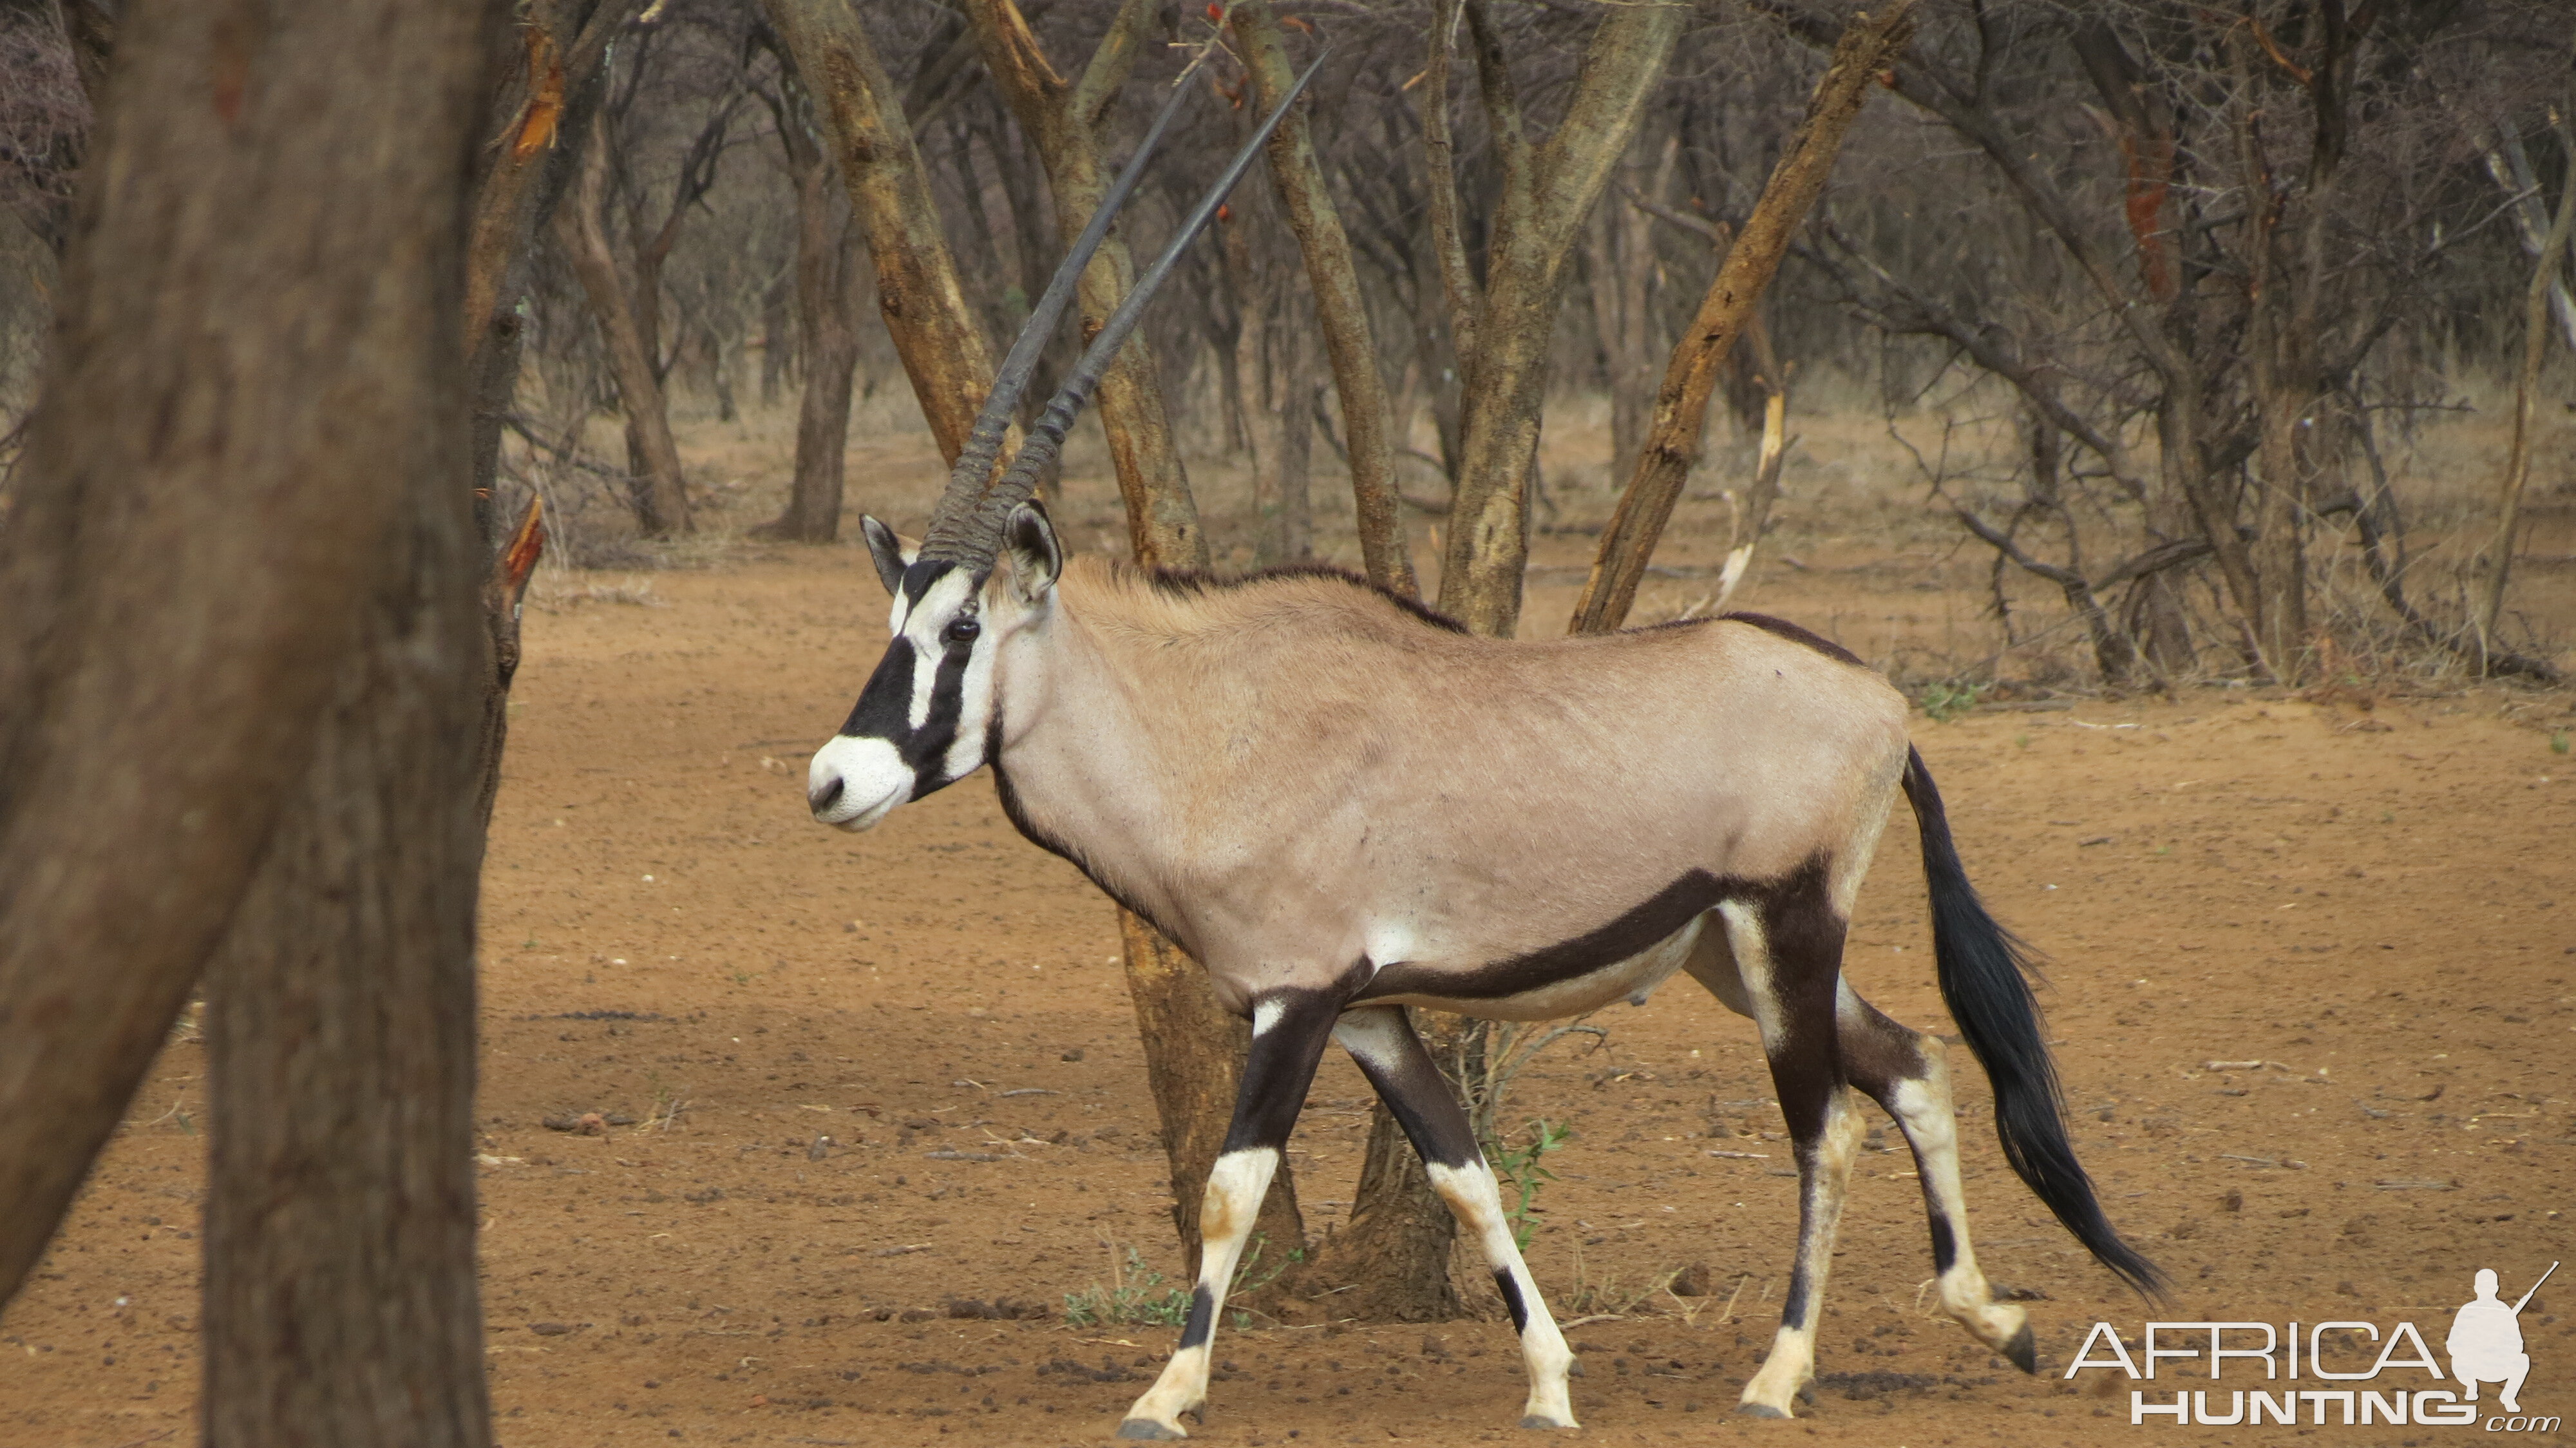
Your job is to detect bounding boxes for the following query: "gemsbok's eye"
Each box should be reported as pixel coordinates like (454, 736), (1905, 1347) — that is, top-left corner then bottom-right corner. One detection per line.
(943, 618), (981, 646)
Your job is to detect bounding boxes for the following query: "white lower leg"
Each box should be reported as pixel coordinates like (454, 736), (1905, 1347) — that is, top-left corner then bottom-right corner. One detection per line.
(1426, 1159), (1578, 1429)
(1118, 1148), (1278, 1440)
(1741, 1091), (1864, 1417)
(1889, 1062), (2029, 1359)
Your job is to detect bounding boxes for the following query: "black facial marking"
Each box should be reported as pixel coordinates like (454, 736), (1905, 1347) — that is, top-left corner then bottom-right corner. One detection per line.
(838, 636), (919, 739)
(837, 562), (992, 799)
(1178, 1284), (1217, 1350)
(1493, 1270), (1531, 1335)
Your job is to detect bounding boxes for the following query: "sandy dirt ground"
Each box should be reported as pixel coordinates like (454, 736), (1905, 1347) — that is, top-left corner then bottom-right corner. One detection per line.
(3, 416), (2573, 1448)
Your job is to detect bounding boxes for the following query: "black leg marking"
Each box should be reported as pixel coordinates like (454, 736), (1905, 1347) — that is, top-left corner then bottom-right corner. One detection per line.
(1836, 991), (1962, 1278)
(1177, 1284), (1216, 1351)
(1120, 987), (1348, 1437)
(1494, 1270), (1530, 1333)
(1336, 1008), (1479, 1169)
(1780, 1261), (1812, 1331)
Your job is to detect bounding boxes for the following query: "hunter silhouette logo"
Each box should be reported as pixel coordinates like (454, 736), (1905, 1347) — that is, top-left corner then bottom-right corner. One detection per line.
(2067, 1259), (2559, 1430)
(2452, 1262), (2552, 1415)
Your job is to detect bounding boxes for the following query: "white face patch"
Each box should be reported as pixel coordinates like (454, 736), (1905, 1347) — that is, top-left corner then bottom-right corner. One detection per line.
(900, 571), (980, 732)
(940, 610), (998, 781)
(807, 735), (910, 832)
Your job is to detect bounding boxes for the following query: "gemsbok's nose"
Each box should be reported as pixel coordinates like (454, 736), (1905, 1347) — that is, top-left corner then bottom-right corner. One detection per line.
(808, 774), (845, 816)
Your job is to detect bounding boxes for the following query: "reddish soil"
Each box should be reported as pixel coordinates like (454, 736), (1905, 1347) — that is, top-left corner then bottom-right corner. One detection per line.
(4, 473), (2573, 1446)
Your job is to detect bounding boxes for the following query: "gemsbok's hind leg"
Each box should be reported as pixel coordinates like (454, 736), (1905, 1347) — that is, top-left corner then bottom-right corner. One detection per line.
(1716, 885), (1868, 1420)
(1117, 991), (1340, 1440)
(1835, 991), (2035, 1371)
(1333, 1005), (1578, 1430)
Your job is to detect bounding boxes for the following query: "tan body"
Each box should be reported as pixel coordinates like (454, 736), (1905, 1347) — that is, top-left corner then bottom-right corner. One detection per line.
(993, 558), (1908, 1016)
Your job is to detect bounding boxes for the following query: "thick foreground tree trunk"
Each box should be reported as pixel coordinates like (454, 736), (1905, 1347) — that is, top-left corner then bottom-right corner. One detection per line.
(202, 423), (496, 1448)
(0, 0), (491, 1311)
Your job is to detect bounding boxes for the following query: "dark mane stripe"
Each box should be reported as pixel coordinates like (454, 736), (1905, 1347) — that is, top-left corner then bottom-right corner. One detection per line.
(1135, 562), (1472, 634)
(1719, 611), (1868, 667)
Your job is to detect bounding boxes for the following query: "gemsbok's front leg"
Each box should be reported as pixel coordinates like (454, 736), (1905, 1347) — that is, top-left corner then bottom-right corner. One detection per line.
(1332, 1005), (1579, 1430)
(1117, 990), (1341, 1440)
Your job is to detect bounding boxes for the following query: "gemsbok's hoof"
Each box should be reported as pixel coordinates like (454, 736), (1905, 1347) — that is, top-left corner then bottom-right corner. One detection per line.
(1518, 1413), (1578, 1430)
(2003, 1322), (2038, 1375)
(1736, 1402), (1792, 1420)
(1115, 1418), (1187, 1440)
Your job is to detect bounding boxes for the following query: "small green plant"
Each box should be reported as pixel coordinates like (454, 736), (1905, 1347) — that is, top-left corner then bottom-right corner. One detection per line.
(2014, 732), (2031, 749)
(730, 969), (752, 986)
(1492, 1119), (1574, 1251)
(1064, 1247), (1192, 1328)
(1558, 1240), (1683, 1317)
(2552, 730), (2570, 756)
(1919, 680), (1984, 723)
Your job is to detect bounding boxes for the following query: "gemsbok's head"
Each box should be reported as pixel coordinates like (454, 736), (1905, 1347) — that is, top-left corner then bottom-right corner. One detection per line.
(805, 50), (1325, 832)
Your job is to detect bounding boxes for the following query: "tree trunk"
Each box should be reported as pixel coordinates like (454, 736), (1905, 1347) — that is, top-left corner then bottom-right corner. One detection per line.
(1569, 2), (1908, 636)
(1269, 319), (1316, 566)
(983, 109), (1072, 505)
(202, 394), (495, 1448)
(1587, 131), (1668, 490)
(1229, 0), (1415, 593)
(0, 0), (491, 1345)
(965, 0), (1204, 561)
(965, 0), (1295, 1272)
(1435, 0), (1681, 638)
(758, 96), (861, 543)
(759, 269), (793, 407)
(1311, 1043), (1468, 1322)
(2481, 111), (2576, 645)
(761, 0), (1001, 468)
(554, 121), (692, 537)
(1120, 914), (1304, 1281)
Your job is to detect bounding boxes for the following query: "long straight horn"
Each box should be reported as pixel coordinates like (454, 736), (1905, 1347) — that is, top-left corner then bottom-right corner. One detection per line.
(935, 48), (1333, 559)
(917, 49), (1213, 548)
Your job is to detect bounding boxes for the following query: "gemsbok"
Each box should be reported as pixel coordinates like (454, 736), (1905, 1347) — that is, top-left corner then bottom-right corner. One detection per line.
(804, 54), (2159, 1438)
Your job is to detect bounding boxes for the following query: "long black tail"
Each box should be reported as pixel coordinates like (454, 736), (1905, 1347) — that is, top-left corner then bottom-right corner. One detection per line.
(1901, 747), (2165, 1297)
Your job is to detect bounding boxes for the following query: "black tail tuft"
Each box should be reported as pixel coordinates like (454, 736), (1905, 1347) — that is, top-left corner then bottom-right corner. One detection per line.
(1902, 748), (2166, 1299)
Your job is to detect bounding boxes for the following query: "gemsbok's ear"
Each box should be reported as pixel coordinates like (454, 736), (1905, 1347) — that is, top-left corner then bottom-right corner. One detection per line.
(1003, 501), (1062, 602)
(860, 515), (917, 597)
